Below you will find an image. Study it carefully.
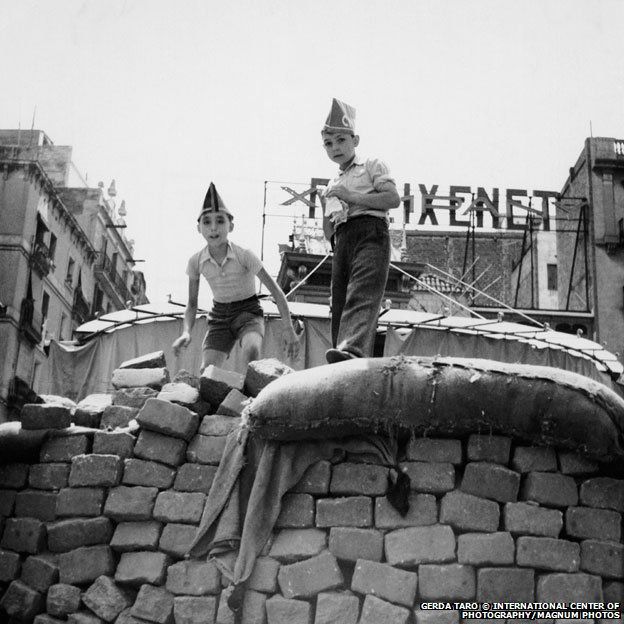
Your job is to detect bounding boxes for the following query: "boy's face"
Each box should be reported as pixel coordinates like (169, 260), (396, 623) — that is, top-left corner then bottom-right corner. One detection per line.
(322, 132), (360, 169)
(197, 211), (234, 247)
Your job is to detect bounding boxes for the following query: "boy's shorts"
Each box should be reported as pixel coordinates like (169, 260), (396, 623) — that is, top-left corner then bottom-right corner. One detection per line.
(202, 295), (265, 354)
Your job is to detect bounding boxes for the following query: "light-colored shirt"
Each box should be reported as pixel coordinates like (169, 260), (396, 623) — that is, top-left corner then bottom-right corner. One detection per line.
(326, 154), (396, 221)
(186, 241), (263, 303)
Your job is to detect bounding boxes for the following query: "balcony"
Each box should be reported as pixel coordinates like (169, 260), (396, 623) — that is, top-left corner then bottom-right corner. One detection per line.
(19, 297), (43, 345)
(94, 254), (133, 308)
(72, 289), (90, 324)
(29, 239), (54, 277)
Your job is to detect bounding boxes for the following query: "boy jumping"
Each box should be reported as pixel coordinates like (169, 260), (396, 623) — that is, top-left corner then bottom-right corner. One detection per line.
(172, 183), (300, 371)
(321, 99), (401, 363)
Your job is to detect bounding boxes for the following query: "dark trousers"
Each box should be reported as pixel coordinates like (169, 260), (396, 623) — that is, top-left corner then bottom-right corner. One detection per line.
(331, 216), (390, 357)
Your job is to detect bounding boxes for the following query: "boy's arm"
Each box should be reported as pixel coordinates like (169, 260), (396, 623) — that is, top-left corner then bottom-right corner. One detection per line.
(327, 182), (400, 211)
(172, 276), (200, 355)
(256, 267), (300, 359)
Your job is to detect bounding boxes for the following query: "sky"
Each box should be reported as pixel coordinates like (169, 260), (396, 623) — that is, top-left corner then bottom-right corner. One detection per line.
(2, 0), (624, 309)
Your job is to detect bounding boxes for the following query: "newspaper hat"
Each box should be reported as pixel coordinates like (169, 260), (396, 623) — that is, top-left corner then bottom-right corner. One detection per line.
(198, 182), (232, 220)
(322, 98), (356, 134)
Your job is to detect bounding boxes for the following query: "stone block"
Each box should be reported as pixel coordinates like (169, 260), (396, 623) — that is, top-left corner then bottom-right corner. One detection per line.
(46, 583), (82, 617)
(329, 463), (388, 496)
(536, 572), (603, 601)
(241, 590), (267, 624)
(413, 609), (460, 624)
(153, 491), (205, 524)
(92, 431), (135, 458)
(173, 370), (200, 387)
(358, 595), (410, 624)
(33, 614), (67, 624)
(276, 493), (314, 528)
(579, 477), (624, 512)
(21, 404), (71, 430)
(316, 497), (372, 527)
(277, 552), (343, 599)
(0, 549), (22, 582)
(100, 405), (139, 430)
(374, 492), (437, 529)
(158, 523), (198, 559)
(136, 398), (199, 441)
(216, 389), (248, 418)
(82, 575), (132, 622)
(314, 592), (359, 624)
(503, 501), (563, 537)
(73, 394), (113, 428)
(457, 532), (515, 566)
(47, 517), (113, 552)
(56, 487), (105, 518)
(115, 551), (171, 586)
(186, 435), (227, 465)
(419, 564), (476, 600)
(58, 546), (114, 585)
(580, 540), (624, 578)
(467, 434), (511, 464)
(603, 580), (624, 603)
(20, 555), (59, 592)
(28, 463), (70, 490)
(247, 557), (280, 593)
(244, 358), (293, 397)
(439, 490), (499, 532)
(40, 435), (89, 462)
(512, 446), (557, 473)
(111, 367), (169, 390)
(405, 438), (462, 464)
(173, 595), (218, 624)
(119, 351), (166, 369)
(69, 454), (123, 487)
(15, 489), (57, 521)
(291, 461), (331, 495)
(516, 536), (580, 572)
(461, 462), (520, 502)
(174, 463), (217, 493)
(113, 387), (158, 409)
(558, 452), (599, 475)
(351, 559), (417, 606)
(0, 580), (45, 621)
(400, 461), (455, 493)
(215, 586), (236, 624)
(198, 415), (240, 436)
(384, 525), (455, 566)
(131, 584), (174, 624)
(566, 506), (621, 542)
(67, 612), (106, 624)
(133, 429), (187, 466)
(521, 472), (578, 508)
(477, 568), (535, 602)
(0, 488), (16, 514)
(1, 517), (46, 553)
(166, 560), (221, 595)
(265, 595), (310, 624)
(269, 529), (327, 563)
(157, 382), (200, 406)
(0, 463), (29, 488)
(328, 528), (383, 562)
(122, 459), (176, 488)
(199, 366), (245, 406)
(103, 485), (158, 521)
(110, 521), (162, 552)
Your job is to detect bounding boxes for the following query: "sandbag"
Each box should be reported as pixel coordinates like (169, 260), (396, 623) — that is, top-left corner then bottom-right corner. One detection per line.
(246, 356), (624, 462)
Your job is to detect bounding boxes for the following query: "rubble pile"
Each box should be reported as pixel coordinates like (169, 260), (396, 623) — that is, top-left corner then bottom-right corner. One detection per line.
(0, 352), (622, 623)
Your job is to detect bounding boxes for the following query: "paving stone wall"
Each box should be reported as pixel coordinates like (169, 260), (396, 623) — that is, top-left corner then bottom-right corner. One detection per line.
(0, 358), (623, 623)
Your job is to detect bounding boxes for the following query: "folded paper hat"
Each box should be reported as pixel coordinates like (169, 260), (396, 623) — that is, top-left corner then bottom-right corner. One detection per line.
(322, 98), (356, 134)
(198, 182), (232, 220)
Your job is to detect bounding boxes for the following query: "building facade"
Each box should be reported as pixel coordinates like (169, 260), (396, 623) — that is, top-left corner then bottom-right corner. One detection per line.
(0, 130), (147, 421)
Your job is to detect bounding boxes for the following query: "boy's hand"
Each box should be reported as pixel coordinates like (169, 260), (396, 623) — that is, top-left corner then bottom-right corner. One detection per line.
(282, 325), (301, 360)
(326, 184), (356, 205)
(172, 332), (191, 356)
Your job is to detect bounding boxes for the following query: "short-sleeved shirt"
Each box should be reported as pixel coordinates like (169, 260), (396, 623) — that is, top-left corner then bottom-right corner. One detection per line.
(186, 241), (263, 303)
(325, 154), (396, 221)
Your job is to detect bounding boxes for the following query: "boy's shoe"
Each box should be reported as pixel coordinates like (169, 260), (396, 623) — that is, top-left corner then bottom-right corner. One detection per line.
(325, 348), (358, 364)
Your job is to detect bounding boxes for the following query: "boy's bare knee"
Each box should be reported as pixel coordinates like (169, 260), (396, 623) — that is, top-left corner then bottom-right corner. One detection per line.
(240, 333), (262, 362)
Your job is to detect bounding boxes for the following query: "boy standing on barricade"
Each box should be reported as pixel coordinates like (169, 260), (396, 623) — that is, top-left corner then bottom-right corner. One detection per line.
(172, 182), (300, 371)
(321, 99), (401, 363)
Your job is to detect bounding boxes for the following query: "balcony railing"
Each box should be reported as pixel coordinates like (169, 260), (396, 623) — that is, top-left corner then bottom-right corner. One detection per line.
(72, 290), (90, 324)
(19, 297), (43, 345)
(29, 239), (54, 277)
(94, 255), (133, 306)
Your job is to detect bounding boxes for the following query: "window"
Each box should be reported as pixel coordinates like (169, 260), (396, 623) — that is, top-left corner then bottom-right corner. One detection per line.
(66, 257), (75, 285)
(41, 291), (50, 321)
(48, 233), (57, 262)
(546, 264), (557, 291)
(93, 285), (104, 315)
(59, 313), (68, 340)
